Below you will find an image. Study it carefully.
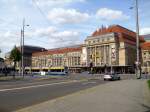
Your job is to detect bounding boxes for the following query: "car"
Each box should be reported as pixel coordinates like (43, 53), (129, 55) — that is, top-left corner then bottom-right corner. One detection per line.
(40, 71), (46, 76)
(104, 73), (120, 81)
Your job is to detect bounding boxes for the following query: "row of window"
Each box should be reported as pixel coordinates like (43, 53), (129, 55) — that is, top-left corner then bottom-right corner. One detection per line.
(33, 52), (81, 60)
(86, 37), (114, 45)
(143, 52), (150, 55)
(32, 57), (81, 67)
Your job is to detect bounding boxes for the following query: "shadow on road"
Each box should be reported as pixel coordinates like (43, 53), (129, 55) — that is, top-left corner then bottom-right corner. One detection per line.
(0, 108), (10, 112)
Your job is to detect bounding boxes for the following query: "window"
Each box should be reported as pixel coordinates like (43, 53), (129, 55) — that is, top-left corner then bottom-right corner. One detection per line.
(88, 41), (91, 44)
(107, 37), (110, 41)
(97, 39), (99, 43)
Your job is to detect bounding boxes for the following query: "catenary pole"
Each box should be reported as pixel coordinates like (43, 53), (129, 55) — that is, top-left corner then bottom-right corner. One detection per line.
(21, 18), (25, 77)
(135, 0), (141, 79)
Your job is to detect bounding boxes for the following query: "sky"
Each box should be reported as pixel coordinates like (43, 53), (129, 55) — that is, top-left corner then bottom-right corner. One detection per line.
(0, 0), (150, 57)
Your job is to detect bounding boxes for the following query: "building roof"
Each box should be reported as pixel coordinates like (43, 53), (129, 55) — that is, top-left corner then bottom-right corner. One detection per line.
(17, 45), (46, 55)
(141, 42), (150, 50)
(32, 45), (82, 56)
(47, 44), (82, 51)
(91, 25), (145, 43)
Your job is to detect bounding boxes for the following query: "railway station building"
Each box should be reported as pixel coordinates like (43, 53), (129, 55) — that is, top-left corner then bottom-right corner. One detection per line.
(31, 25), (145, 73)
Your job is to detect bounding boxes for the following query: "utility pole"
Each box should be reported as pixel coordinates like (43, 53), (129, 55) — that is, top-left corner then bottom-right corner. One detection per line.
(21, 18), (29, 77)
(135, 0), (141, 79)
(21, 18), (25, 77)
(20, 29), (22, 75)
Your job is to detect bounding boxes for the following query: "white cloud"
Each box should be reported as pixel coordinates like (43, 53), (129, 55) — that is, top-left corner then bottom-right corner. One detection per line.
(26, 27), (81, 48)
(27, 26), (57, 37)
(0, 31), (20, 57)
(0, 27), (81, 57)
(47, 8), (90, 24)
(50, 30), (81, 48)
(140, 27), (150, 35)
(96, 8), (129, 21)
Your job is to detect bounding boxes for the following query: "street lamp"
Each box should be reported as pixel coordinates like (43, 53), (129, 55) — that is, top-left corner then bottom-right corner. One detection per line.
(21, 18), (29, 77)
(135, 0), (141, 79)
(130, 0), (141, 79)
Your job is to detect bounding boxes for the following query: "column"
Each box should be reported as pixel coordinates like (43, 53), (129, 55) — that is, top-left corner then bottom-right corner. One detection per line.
(103, 45), (106, 64)
(95, 46), (97, 66)
(70, 57), (72, 66)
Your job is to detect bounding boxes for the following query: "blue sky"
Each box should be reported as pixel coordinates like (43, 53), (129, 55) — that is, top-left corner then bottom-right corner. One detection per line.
(0, 0), (150, 57)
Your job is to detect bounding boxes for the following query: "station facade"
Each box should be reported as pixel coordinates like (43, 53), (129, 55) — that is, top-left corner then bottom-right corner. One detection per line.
(32, 45), (82, 72)
(141, 42), (150, 73)
(84, 25), (145, 73)
(31, 25), (145, 73)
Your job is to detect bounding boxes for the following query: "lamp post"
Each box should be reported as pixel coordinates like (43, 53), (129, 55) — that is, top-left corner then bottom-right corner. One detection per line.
(135, 0), (141, 79)
(130, 0), (141, 78)
(21, 18), (29, 77)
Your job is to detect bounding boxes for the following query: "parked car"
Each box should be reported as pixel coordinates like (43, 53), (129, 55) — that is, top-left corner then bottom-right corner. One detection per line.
(104, 73), (120, 81)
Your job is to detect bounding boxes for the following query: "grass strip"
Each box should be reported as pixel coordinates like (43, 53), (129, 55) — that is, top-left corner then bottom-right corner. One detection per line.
(148, 80), (150, 89)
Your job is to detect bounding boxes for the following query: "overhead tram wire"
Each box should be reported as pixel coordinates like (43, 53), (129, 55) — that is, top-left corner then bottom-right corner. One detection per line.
(21, 27), (64, 47)
(25, 37), (52, 46)
(32, 0), (52, 25)
(31, 0), (64, 41)
(22, 28), (59, 46)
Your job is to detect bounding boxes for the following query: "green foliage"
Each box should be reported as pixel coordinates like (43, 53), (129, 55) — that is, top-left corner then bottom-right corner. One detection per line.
(148, 80), (150, 89)
(9, 46), (21, 64)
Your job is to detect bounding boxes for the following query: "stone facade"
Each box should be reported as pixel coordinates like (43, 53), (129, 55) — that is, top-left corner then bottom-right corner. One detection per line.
(85, 33), (118, 66)
(141, 42), (150, 73)
(85, 25), (144, 72)
(32, 45), (82, 71)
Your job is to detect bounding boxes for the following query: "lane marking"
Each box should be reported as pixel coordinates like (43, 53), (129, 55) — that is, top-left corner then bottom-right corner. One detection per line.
(0, 80), (84, 92)
(0, 79), (70, 88)
(82, 81), (97, 85)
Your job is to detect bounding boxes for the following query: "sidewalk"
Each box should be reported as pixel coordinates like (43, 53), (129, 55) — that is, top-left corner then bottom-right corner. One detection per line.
(16, 79), (150, 112)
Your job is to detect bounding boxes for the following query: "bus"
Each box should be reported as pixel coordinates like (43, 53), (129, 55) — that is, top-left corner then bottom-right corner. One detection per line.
(48, 66), (68, 75)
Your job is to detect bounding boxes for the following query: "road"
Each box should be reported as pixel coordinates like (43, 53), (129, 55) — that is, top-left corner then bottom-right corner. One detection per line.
(0, 77), (106, 112)
(16, 79), (150, 112)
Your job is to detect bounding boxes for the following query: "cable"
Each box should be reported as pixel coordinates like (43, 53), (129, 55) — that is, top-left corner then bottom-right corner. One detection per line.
(31, 0), (64, 42)
(25, 37), (51, 45)
(32, 0), (51, 25)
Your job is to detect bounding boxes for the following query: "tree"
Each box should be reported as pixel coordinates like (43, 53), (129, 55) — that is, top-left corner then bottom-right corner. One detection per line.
(9, 46), (21, 73)
(0, 49), (1, 54)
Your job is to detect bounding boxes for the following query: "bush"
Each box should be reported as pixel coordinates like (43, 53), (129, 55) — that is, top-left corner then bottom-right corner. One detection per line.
(148, 80), (150, 89)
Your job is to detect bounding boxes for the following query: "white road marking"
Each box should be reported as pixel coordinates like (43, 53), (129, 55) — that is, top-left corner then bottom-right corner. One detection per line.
(0, 80), (82, 92)
(82, 81), (97, 85)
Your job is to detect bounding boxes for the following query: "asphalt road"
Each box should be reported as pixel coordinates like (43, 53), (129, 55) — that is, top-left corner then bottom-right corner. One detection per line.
(16, 79), (149, 112)
(0, 78), (107, 112)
